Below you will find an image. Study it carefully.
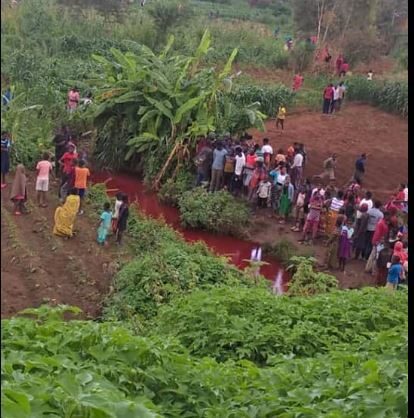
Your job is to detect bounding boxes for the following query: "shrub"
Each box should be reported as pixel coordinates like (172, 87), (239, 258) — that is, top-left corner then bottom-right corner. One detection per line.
(178, 187), (250, 236)
(151, 286), (407, 363)
(262, 239), (298, 265)
(286, 256), (338, 296)
(158, 170), (194, 206)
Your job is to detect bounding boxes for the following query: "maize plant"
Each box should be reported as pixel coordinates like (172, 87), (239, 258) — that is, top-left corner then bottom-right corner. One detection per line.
(346, 77), (408, 118)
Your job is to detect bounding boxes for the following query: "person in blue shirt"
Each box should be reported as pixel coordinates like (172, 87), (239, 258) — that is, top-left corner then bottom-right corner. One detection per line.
(2, 88), (12, 108)
(209, 141), (227, 193)
(386, 255), (403, 290)
(353, 153), (367, 185)
(1, 131), (12, 188)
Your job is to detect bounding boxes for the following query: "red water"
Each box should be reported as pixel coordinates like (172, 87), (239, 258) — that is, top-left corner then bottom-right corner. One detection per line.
(92, 171), (287, 288)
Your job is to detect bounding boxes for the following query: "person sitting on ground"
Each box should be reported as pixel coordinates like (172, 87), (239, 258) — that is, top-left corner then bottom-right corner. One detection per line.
(35, 152), (54, 208)
(97, 202), (112, 246)
(53, 188), (80, 238)
(10, 164), (28, 215)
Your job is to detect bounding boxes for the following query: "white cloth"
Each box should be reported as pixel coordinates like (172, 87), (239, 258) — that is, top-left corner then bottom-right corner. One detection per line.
(333, 87), (340, 100)
(291, 153), (303, 168)
(356, 198), (373, 219)
(277, 173), (287, 185)
(234, 154), (246, 176)
(113, 199), (123, 219)
(250, 247), (262, 262)
(257, 181), (272, 198)
(261, 144), (273, 155)
(312, 187), (325, 198)
(403, 187), (408, 201)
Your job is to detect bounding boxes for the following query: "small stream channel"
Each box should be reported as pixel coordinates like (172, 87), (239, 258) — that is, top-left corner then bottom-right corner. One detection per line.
(92, 171), (288, 292)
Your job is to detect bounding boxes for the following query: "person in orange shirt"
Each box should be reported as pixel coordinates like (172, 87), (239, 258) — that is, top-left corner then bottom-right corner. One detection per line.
(74, 159), (90, 215)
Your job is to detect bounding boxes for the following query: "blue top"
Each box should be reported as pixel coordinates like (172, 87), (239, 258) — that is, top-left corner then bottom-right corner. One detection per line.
(100, 211), (112, 229)
(387, 263), (403, 284)
(212, 148), (227, 170)
(355, 157), (365, 172)
(1, 137), (11, 152)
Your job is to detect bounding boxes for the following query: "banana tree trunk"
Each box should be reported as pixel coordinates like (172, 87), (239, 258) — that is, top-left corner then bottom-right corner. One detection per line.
(153, 142), (180, 191)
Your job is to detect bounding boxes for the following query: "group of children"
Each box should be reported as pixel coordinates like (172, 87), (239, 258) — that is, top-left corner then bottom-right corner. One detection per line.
(1, 128), (129, 247)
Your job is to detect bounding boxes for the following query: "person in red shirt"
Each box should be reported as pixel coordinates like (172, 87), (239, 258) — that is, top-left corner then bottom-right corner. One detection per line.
(59, 144), (78, 198)
(292, 74), (304, 91)
(340, 61), (349, 77)
(322, 84), (334, 114)
(372, 216), (390, 246)
(335, 54), (344, 75)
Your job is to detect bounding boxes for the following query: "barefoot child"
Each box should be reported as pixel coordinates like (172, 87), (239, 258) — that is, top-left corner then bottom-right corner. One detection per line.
(97, 202), (112, 246)
(35, 152), (54, 207)
(74, 159), (90, 215)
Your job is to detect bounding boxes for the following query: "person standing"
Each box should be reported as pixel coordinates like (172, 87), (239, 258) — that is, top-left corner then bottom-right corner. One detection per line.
(116, 194), (129, 245)
(364, 200), (384, 260)
(353, 153), (367, 184)
(97, 202), (112, 247)
(339, 61), (349, 77)
(256, 177), (272, 209)
(335, 54), (344, 75)
(290, 148), (303, 189)
(292, 74), (304, 92)
(385, 255), (403, 291)
(223, 149), (235, 191)
(356, 191), (373, 219)
(35, 152), (54, 208)
(59, 144), (78, 198)
(261, 138), (273, 168)
(232, 146), (245, 197)
(322, 84), (334, 114)
(209, 141), (227, 192)
(1, 131), (11, 188)
(331, 85), (340, 113)
(194, 139), (213, 186)
(353, 203), (370, 260)
(278, 175), (294, 224)
(319, 154), (337, 182)
(300, 191), (323, 245)
(367, 70), (374, 81)
(67, 86), (80, 112)
(276, 104), (286, 130)
(74, 159), (90, 215)
(336, 82), (346, 111)
(338, 219), (354, 271)
(10, 164), (28, 215)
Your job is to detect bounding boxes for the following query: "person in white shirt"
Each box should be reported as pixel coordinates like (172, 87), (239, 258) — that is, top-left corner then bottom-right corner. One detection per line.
(261, 138), (273, 168)
(257, 177), (272, 208)
(367, 70), (373, 81)
(331, 85), (340, 113)
(290, 148), (303, 189)
(232, 146), (245, 196)
(356, 191), (373, 219)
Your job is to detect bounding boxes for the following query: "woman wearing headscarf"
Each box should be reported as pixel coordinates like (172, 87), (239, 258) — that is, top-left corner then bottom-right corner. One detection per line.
(393, 241), (408, 264)
(10, 164), (28, 215)
(53, 188), (80, 238)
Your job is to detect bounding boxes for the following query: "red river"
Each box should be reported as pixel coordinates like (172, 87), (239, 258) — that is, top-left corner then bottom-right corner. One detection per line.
(93, 171), (288, 291)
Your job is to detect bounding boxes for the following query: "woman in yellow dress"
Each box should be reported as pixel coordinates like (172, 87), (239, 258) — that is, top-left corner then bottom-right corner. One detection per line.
(53, 188), (80, 238)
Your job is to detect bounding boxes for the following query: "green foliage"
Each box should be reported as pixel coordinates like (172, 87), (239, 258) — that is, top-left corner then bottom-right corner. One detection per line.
(286, 256), (338, 296)
(152, 286), (407, 364)
(2, 299), (407, 418)
(346, 77), (408, 117)
(262, 239), (302, 265)
(178, 187), (250, 236)
(158, 170), (194, 206)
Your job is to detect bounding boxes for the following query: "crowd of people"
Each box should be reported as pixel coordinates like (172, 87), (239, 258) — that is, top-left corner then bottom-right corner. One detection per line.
(1, 128), (129, 247)
(194, 131), (408, 288)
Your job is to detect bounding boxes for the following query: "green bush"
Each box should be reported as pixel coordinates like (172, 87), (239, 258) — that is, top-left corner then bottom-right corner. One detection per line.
(151, 286), (407, 363)
(158, 170), (194, 206)
(262, 239), (298, 265)
(2, 303), (407, 417)
(178, 187), (250, 236)
(286, 256), (338, 296)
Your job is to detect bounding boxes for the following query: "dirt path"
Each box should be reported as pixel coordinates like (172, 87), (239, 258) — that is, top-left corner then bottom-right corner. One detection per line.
(250, 103), (408, 202)
(1, 175), (130, 318)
